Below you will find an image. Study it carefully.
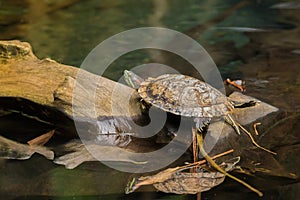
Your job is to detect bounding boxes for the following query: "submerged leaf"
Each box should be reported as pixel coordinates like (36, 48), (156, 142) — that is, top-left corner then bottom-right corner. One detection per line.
(125, 150), (236, 194)
(153, 171), (225, 194)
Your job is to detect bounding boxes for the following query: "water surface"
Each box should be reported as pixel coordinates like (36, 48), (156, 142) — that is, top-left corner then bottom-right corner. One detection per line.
(0, 0), (299, 199)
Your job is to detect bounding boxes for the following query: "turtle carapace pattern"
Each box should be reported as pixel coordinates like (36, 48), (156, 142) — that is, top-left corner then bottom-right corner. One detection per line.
(138, 74), (234, 118)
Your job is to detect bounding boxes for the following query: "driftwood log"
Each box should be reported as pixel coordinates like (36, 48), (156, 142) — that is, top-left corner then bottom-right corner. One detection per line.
(0, 40), (150, 166)
(0, 40), (142, 119)
(0, 40), (144, 145)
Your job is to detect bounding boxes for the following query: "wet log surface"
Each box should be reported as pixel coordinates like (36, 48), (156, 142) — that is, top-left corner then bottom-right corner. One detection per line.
(0, 40), (142, 117)
(0, 40), (143, 143)
(0, 40), (299, 198)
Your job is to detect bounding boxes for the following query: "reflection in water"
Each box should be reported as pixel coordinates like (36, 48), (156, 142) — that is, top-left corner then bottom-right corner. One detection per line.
(0, 0), (299, 199)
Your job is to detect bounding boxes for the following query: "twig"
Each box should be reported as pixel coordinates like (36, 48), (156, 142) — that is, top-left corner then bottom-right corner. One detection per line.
(192, 129), (198, 166)
(261, 113), (300, 137)
(184, 149), (234, 169)
(27, 130), (55, 146)
(192, 128), (201, 200)
(195, 129), (263, 197)
(237, 122), (277, 155)
(253, 122), (261, 135)
(225, 78), (246, 92)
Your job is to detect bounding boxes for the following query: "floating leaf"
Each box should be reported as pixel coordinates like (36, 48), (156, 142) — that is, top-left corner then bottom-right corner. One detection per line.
(153, 171), (225, 194)
(125, 149), (235, 194)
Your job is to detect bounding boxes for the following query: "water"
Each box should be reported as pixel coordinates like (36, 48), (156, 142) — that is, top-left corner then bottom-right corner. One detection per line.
(0, 0), (299, 199)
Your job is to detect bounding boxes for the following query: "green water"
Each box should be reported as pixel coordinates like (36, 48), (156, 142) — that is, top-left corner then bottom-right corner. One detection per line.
(0, 0), (299, 199)
(0, 0), (286, 76)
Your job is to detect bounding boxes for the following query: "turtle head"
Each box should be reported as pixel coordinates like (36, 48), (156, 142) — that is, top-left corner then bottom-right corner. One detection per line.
(124, 70), (144, 89)
(125, 177), (138, 194)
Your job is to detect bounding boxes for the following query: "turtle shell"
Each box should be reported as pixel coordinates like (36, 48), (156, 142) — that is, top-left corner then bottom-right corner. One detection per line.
(138, 74), (233, 118)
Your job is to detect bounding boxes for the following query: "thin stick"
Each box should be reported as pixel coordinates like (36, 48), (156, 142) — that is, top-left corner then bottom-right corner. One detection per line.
(192, 127), (201, 200)
(237, 122), (277, 155)
(253, 123), (261, 135)
(225, 78), (245, 92)
(195, 130), (263, 197)
(197, 193), (201, 200)
(184, 149), (234, 169)
(192, 129), (198, 166)
(27, 130), (55, 146)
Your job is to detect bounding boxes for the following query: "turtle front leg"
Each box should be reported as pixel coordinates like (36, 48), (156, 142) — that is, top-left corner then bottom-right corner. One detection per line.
(224, 114), (241, 135)
(194, 117), (211, 132)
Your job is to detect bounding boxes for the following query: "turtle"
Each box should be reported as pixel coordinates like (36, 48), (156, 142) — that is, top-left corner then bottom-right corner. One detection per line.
(123, 71), (273, 196)
(123, 70), (240, 134)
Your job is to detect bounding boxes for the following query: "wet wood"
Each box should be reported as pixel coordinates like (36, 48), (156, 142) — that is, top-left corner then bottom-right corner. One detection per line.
(53, 139), (147, 169)
(0, 135), (54, 160)
(0, 40), (142, 122)
(27, 130), (55, 146)
(0, 40), (144, 161)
